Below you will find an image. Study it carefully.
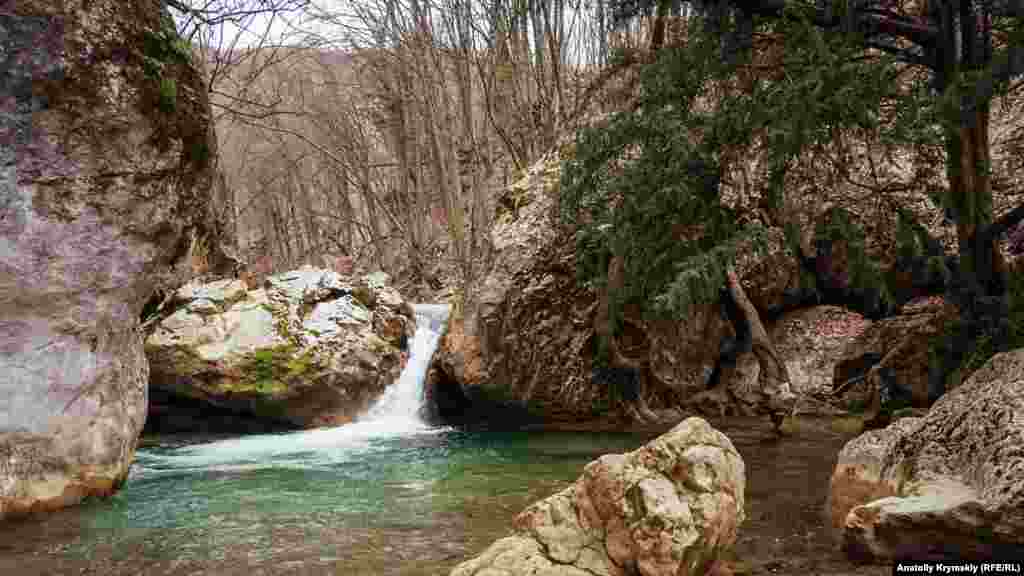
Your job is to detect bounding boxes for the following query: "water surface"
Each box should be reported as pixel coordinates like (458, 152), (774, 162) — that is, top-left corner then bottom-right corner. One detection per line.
(0, 426), (650, 576)
(0, 303), (887, 575)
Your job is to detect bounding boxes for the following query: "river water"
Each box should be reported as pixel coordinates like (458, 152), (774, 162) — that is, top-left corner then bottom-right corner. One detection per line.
(0, 305), (886, 576)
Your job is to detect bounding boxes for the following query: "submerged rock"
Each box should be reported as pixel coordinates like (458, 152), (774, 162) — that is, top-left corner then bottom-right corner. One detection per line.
(827, 348), (1024, 561)
(145, 267), (415, 429)
(0, 0), (218, 520)
(449, 417), (746, 576)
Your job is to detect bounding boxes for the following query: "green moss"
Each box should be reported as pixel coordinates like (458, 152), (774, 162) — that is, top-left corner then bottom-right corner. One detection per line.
(145, 342), (209, 375)
(225, 344), (322, 396)
(185, 140), (211, 170)
(155, 73), (177, 114)
(495, 185), (535, 222)
(845, 397), (869, 414)
(352, 285), (376, 309)
(138, 10), (193, 123)
(260, 301), (298, 345)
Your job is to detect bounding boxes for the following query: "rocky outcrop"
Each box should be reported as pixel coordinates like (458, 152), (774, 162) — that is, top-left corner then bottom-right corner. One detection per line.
(449, 417), (746, 576)
(831, 296), (955, 414)
(693, 305), (878, 420)
(0, 0), (218, 520)
(773, 306), (869, 398)
(827, 348), (1024, 562)
(431, 150), (803, 426)
(145, 267), (415, 429)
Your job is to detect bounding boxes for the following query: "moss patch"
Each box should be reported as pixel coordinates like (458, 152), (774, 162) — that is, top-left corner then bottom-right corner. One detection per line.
(224, 344), (323, 396)
(145, 342), (210, 376)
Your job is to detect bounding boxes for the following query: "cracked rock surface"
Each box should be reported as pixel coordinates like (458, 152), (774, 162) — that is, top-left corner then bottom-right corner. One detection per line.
(828, 348), (1024, 561)
(145, 267), (415, 429)
(449, 417), (745, 576)
(1, 0), (216, 521)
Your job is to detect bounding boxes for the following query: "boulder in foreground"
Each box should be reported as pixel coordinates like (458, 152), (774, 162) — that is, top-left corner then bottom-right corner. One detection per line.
(828, 348), (1024, 561)
(449, 417), (746, 576)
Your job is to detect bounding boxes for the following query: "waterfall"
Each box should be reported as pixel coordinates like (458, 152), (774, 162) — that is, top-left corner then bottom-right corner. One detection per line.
(154, 304), (452, 468)
(357, 303), (451, 431)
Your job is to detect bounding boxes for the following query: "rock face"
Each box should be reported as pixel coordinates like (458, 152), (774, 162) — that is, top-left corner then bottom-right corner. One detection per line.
(761, 305), (869, 417)
(146, 267), (415, 429)
(827, 348), (1024, 561)
(0, 0), (217, 520)
(431, 150), (801, 426)
(449, 417), (746, 576)
(770, 306), (867, 396)
(831, 296), (955, 413)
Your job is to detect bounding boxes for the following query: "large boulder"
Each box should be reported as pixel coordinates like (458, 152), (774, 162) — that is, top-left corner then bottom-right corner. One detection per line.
(827, 348), (1024, 561)
(772, 306), (869, 397)
(449, 417), (746, 576)
(0, 0), (218, 520)
(145, 267), (415, 428)
(762, 305), (869, 417)
(831, 295), (955, 413)
(431, 150), (801, 426)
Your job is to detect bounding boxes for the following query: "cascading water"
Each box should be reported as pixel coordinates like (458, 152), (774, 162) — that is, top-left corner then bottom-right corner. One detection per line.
(358, 303), (452, 431)
(155, 303), (453, 468)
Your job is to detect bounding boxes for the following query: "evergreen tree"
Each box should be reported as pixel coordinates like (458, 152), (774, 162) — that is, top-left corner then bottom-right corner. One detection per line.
(563, 0), (1024, 402)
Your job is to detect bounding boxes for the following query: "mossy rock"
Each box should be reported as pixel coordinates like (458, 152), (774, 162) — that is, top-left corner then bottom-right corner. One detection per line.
(352, 284), (376, 309)
(219, 344), (323, 396)
(145, 342), (210, 376)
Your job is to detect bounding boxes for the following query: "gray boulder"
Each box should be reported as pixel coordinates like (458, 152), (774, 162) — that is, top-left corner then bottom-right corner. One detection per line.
(1, 0), (218, 520)
(146, 267), (415, 428)
(828, 348), (1024, 561)
(433, 150), (799, 425)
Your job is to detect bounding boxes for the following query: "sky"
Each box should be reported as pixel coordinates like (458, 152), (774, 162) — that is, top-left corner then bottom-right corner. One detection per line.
(171, 0), (344, 51)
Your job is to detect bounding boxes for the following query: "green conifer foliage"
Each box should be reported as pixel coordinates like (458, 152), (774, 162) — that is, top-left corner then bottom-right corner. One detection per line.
(560, 12), (916, 327)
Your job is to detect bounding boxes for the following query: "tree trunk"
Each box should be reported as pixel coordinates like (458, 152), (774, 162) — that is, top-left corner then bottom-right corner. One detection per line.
(724, 266), (796, 430)
(954, 106), (1004, 292)
(594, 255), (659, 423)
(650, 0), (670, 51)
(932, 101), (1008, 400)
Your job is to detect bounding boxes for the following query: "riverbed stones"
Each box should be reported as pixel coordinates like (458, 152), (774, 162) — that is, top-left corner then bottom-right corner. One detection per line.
(449, 417), (746, 576)
(827, 348), (1024, 561)
(0, 0), (219, 520)
(145, 267), (415, 429)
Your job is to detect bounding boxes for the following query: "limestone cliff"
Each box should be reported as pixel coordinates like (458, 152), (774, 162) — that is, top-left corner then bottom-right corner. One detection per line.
(428, 149), (804, 427)
(0, 0), (217, 520)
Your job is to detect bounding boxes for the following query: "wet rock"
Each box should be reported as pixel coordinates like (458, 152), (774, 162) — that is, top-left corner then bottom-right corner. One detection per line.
(145, 267), (415, 429)
(449, 417), (746, 576)
(827, 348), (1024, 562)
(0, 0), (217, 520)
